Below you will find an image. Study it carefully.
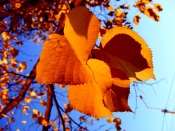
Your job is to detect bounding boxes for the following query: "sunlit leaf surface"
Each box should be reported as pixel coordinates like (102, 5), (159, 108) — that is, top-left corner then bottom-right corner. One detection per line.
(92, 26), (155, 82)
(68, 59), (113, 117)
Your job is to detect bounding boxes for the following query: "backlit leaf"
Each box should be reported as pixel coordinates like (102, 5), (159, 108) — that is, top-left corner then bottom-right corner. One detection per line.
(36, 34), (91, 84)
(40, 100), (46, 106)
(106, 117), (114, 123)
(1, 32), (7, 40)
(37, 6), (100, 85)
(9, 117), (15, 123)
(50, 121), (56, 127)
(24, 106), (29, 110)
(9, 57), (17, 64)
(154, 3), (163, 12)
(140, 0), (151, 4)
(108, 6), (114, 11)
(144, 6), (160, 21)
(33, 109), (39, 115)
(30, 91), (36, 97)
(104, 85), (132, 112)
(92, 26), (155, 82)
(111, 68), (130, 88)
(68, 59), (113, 117)
(133, 14), (141, 25)
(15, 3), (21, 9)
(113, 118), (121, 125)
(64, 104), (73, 113)
(42, 119), (48, 126)
(64, 6), (100, 62)
(24, 96), (31, 103)
(115, 8), (122, 17)
(54, 128), (59, 131)
(10, 47), (18, 57)
(21, 120), (27, 124)
(19, 62), (27, 72)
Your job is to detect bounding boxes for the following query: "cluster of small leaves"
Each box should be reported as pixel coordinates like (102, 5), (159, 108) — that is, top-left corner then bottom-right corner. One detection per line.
(0, 40), (27, 130)
(86, 1), (134, 36)
(85, 0), (110, 7)
(0, 0), (162, 42)
(0, 0), (71, 42)
(0, 34), (28, 107)
(91, 0), (162, 38)
(133, 0), (163, 25)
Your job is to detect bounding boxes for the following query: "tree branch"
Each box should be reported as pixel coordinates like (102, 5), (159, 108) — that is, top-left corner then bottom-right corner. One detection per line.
(50, 84), (66, 131)
(0, 71), (34, 78)
(42, 85), (53, 131)
(0, 60), (38, 119)
(50, 85), (84, 130)
(55, 13), (66, 34)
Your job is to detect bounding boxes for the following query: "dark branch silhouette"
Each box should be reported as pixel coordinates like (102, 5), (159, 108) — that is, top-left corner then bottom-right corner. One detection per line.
(50, 84), (66, 131)
(42, 85), (53, 131)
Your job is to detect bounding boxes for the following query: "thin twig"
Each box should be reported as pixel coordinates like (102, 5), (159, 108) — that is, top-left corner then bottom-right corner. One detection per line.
(50, 84), (66, 131)
(42, 85), (53, 131)
(51, 87), (84, 130)
(133, 83), (138, 119)
(0, 71), (33, 78)
(56, 102), (84, 129)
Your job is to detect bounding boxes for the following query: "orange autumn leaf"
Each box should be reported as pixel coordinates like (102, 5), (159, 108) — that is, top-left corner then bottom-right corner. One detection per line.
(19, 62), (27, 72)
(24, 96), (31, 103)
(41, 119), (48, 126)
(36, 34), (91, 84)
(30, 91), (36, 97)
(68, 59), (113, 117)
(106, 117), (114, 123)
(133, 14), (141, 25)
(113, 118), (121, 125)
(144, 6), (160, 22)
(21, 120), (27, 124)
(1, 32), (8, 41)
(92, 26), (155, 82)
(111, 68), (130, 88)
(50, 121), (56, 127)
(64, 6), (100, 62)
(104, 85), (132, 112)
(33, 109), (39, 115)
(154, 3), (163, 12)
(36, 6), (100, 84)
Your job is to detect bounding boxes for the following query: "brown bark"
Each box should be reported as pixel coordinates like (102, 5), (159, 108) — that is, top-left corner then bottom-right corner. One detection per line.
(42, 85), (53, 131)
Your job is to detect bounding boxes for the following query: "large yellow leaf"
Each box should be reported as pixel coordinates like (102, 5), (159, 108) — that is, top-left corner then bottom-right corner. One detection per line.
(36, 6), (100, 84)
(68, 59), (113, 117)
(36, 34), (91, 84)
(92, 26), (155, 81)
(64, 6), (100, 62)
